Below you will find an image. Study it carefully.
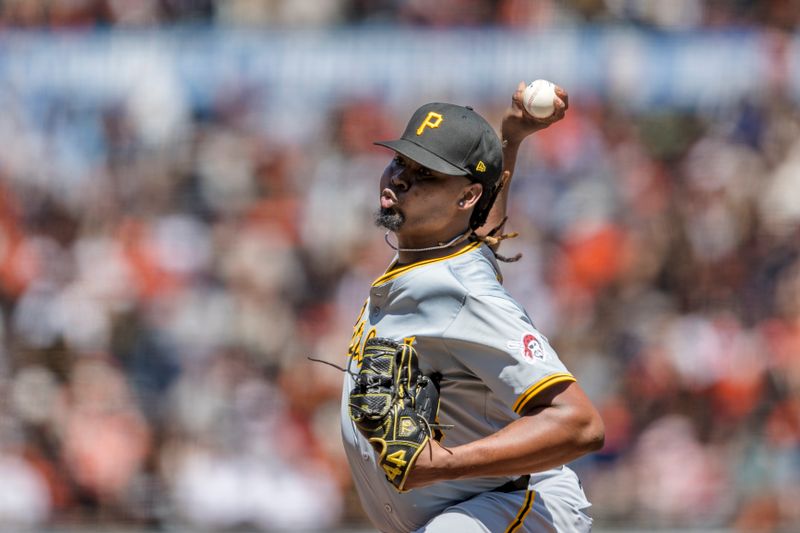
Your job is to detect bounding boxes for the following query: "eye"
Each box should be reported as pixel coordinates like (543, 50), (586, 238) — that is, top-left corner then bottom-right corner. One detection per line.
(393, 155), (406, 167)
(418, 167), (434, 179)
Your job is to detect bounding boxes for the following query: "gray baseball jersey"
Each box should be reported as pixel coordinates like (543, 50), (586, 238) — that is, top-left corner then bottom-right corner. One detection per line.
(341, 242), (592, 533)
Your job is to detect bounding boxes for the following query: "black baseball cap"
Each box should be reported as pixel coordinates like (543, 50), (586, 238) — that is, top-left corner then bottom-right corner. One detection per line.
(375, 102), (503, 188)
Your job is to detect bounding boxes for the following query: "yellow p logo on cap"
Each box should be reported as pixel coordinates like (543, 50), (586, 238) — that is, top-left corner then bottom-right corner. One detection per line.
(416, 112), (443, 135)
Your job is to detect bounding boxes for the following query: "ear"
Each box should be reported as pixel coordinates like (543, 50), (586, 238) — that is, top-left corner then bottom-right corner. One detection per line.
(457, 183), (483, 210)
(500, 170), (511, 190)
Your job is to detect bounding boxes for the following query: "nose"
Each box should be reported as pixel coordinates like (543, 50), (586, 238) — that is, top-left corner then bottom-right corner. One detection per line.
(390, 167), (410, 192)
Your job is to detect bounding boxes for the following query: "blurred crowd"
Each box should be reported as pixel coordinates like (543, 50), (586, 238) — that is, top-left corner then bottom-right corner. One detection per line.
(1, 0), (799, 30)
(0, 8), (800, 533)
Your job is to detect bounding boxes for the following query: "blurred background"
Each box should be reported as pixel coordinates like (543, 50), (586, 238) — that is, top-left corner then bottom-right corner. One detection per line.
(0, 1), (799, 532)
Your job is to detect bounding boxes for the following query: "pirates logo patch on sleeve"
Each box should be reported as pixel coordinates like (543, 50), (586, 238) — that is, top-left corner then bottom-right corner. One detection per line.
(507, 332), (546, 363)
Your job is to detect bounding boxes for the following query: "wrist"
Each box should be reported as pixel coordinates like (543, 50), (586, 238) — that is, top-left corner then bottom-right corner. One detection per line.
(405, 439), (451, 489)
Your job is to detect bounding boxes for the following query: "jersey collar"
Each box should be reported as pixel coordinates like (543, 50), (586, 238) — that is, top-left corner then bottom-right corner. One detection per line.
(372, 241), (482, 286)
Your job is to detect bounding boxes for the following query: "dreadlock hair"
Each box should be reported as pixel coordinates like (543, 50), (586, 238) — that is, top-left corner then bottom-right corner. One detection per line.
(467, 177), (522, 263)
(469, 217), (521, 263)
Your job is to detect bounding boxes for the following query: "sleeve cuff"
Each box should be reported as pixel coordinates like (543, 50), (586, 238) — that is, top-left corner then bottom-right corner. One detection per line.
(512, 373), (576, 414)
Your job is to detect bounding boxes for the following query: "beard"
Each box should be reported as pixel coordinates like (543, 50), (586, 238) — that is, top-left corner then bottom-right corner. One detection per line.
(375, 207), (405, 231)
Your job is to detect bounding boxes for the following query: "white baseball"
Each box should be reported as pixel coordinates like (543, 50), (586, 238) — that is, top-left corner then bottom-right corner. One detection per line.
(522, 79), (558, 119)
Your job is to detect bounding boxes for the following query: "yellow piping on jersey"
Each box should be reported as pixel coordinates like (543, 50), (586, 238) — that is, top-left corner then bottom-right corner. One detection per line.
(353, 299), (368, 325)
(505, 489), (536, 533)
(513, 373), (576, 415)
(372, 241), (481, 286)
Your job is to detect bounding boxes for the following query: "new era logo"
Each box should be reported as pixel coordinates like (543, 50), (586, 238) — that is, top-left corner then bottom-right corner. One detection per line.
(476, 161), (487, 172)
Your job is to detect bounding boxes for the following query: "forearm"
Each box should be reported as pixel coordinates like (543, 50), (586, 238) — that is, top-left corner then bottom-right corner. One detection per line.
(452, 412), (595, 478)
(416, 411), (595, 487)
(407, 383), (604, 488)
(480, 138), (522, 235)
(477, 81), (567, 238)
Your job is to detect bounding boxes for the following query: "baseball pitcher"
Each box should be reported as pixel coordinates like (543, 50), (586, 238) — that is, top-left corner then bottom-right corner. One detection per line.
(341, 83), (604, 533)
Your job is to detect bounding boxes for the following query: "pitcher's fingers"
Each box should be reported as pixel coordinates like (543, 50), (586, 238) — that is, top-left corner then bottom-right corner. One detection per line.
(554, 86), (569, 110)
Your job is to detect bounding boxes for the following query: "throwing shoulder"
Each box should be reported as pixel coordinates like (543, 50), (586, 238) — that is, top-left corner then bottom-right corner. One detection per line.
(447, 243), (506, 297)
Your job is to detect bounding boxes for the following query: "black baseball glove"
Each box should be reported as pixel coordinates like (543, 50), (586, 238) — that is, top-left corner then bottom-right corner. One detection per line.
(348, 338), (444, 492)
